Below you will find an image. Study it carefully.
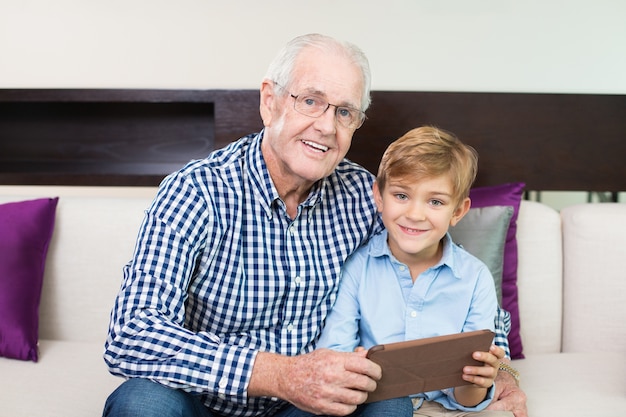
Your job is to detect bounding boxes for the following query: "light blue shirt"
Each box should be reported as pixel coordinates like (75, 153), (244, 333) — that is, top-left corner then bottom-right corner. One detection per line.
(317, 230), (497, 411)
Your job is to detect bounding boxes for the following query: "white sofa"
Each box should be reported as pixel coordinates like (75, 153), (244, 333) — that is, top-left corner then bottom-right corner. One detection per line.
(0, 186), (624, 417)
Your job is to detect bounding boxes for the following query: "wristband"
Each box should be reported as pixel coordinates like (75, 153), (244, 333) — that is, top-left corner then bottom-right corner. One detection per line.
(498, 362), (521, 385)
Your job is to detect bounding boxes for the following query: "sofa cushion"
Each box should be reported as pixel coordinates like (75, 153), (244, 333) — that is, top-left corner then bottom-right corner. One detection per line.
(0, 197), (58, 362)
(514, 352), (626, 417)
(0, 339), (122, 417)
(561, 203), (626, 353)
(0, 194), (152, 344)
(37, 197), (149, 343)
(449, 205), (514, 304)
(515, 201), (562, 355)
(469, 182), (525, 359)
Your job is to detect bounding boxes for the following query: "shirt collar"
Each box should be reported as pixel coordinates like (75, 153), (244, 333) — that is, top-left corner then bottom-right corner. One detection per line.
(368, 231), (462, 279)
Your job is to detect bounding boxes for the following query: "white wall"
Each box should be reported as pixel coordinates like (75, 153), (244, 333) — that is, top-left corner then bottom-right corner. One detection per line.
(2, 1), (624, 205)
(1, 0), (625, 93)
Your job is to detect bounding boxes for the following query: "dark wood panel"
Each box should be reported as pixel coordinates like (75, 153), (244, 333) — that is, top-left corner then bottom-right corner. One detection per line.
(0, 89), (624, 191)
(0, 90), (217, 186)
(351, 91), (626, 191)
(212, 89), (262, 148)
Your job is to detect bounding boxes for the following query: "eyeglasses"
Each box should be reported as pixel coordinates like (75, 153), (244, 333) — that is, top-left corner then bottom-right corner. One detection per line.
(274, 82), (366, 130)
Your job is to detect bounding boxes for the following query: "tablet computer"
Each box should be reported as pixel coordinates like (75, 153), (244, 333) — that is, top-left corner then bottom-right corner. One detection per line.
(365, 329), (495, 403)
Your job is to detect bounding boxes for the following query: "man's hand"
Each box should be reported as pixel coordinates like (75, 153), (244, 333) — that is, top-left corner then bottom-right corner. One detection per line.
(487, 365), (528, 417)
(249, 349), (381, 416)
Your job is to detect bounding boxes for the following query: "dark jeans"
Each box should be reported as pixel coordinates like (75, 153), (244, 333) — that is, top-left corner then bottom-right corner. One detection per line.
(103, 378), (412, 417)
(103, 379), (214, 417)
(274, 397), (413, 417)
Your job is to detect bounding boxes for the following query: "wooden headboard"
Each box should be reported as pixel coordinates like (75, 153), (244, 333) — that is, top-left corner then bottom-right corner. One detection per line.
(1, 89), (624, 193)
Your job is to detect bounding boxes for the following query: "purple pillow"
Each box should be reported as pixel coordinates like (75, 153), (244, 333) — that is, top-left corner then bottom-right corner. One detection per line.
(0, 197), (58, 362)
(470, 183), (525, 359)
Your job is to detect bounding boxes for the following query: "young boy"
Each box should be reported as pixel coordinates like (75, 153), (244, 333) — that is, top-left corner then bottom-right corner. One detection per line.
(314, 126), (502, 416)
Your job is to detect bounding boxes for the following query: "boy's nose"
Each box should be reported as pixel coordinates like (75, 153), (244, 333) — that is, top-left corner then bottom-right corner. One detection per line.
(406, 203), (426, 221)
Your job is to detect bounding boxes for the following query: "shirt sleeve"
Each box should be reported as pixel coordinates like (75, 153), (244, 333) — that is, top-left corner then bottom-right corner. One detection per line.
(493, 306), (512, 358)
(462, 265), (498, 333)
(315, 257), (362, 352)
(103, 171), (255, 405)
(426, 383), (495, 412)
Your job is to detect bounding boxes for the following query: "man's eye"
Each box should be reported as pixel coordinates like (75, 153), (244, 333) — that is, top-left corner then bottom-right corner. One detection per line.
(303, 96), (322, 107)
(337, 107), (353, 119)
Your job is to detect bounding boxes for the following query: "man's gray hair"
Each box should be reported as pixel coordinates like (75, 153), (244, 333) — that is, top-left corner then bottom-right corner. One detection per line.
(264, 33), (372, 111)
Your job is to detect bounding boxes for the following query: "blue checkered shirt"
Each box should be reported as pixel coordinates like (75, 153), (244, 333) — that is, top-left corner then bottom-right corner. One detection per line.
(103, 131), (511, 417)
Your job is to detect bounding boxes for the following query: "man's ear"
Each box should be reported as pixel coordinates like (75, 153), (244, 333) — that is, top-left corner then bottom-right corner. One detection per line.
(259, 79), (275, 127)
(450, 197), (471, 227)
(372, 181), (384, 213)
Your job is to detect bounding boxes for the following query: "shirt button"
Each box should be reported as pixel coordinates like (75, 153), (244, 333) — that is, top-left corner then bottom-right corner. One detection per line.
(287, 324), (294, 332)
(294, 276), (302, 285)
(289, 226), (295, 235)
(410, 311), (418, 318)
(399, 265), (406, 271)
(218, 378), (228, 388)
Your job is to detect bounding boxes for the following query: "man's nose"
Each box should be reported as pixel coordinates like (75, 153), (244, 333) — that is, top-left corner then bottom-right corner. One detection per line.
(314, 105), (338, 134)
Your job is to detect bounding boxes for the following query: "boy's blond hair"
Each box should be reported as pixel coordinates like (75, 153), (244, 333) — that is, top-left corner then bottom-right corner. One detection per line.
(376, 126), (479, 204)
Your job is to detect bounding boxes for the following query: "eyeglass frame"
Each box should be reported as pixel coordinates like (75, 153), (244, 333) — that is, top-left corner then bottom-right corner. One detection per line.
(273, 82), (366, 130)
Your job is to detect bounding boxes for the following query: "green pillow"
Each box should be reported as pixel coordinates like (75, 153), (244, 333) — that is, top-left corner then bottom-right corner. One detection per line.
(449, 205), (514, 304)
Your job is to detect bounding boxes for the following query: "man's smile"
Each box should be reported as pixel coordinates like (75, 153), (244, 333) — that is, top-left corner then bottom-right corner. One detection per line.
(301, 139), (329, 153)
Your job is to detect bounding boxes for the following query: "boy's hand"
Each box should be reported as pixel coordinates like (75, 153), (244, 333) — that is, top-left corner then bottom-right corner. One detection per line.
(462, 345), (504, 388)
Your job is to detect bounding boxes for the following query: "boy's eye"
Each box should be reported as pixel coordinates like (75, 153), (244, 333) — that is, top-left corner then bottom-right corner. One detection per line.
(430, 199), (444, 206)
(394, 193), (408, 201)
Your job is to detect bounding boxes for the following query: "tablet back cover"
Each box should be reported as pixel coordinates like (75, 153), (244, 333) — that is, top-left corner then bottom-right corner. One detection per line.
(365, 329), (495, 403)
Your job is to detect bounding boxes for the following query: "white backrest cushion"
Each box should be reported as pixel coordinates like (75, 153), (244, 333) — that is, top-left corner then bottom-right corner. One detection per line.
(0, 194), (153, 343)
(515, 200), (563, 354)
(561, 203), (626, 353)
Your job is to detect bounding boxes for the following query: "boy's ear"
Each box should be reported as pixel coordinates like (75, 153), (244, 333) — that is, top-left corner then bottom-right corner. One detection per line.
(372, 181), (384, 213)
(450, 197), (471, 227)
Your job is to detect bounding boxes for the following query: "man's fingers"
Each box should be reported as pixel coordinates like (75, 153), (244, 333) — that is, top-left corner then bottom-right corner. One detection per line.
(283, 349), (380, 414)
(344, 349), (382, 383)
